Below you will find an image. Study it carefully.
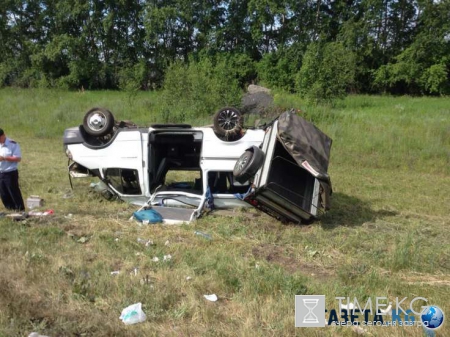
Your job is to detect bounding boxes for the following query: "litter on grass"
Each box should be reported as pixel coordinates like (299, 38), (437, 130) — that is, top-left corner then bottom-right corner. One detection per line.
(28, 333), (50, 337)
(194, 231), (212, 240)
(204, 294), (218, 302)
(6, 212), (28, 221)
(133, 209), (163, 224)
(163, 254), (172, 261)
(137, 238), (154, 246)
(352, 326), (367, 335)
(26, 195), (44, 209)
(28, 209), (54, 216)
(119, 302), (146, 325)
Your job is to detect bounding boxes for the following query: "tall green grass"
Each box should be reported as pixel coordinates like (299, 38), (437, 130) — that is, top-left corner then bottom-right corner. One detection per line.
(1, 89), (448, 175)
(275, 93), (450, 175)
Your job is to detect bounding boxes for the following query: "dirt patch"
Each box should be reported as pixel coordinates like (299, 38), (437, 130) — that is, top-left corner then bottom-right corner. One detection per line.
(251, 244), (333, 279)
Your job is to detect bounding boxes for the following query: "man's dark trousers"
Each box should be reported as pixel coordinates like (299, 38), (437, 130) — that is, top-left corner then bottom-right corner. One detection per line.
(0, 170), (25, 211)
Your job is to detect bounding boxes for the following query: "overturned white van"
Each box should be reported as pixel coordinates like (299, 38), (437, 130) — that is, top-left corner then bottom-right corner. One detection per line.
(63, 107), (332, 224)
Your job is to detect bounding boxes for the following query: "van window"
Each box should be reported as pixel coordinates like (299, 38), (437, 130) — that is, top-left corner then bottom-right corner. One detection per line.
(105, 168), (142, 195)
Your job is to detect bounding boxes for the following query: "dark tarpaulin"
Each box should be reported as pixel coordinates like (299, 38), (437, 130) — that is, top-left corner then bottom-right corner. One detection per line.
(276, 110), (333, 210)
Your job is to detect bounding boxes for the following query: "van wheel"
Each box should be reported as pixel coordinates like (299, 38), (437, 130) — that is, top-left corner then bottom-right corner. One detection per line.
(213, 107), (243, 141)
(233, 146), (265, 184)
(83, 107), (115, 137)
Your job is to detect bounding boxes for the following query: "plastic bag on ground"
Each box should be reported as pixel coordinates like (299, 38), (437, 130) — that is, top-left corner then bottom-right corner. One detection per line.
(133, 209), (163, 224)
(119, 302), (146, 325)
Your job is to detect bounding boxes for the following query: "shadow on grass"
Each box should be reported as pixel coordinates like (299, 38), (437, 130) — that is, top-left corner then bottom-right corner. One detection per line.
(319, 192), (397, 229)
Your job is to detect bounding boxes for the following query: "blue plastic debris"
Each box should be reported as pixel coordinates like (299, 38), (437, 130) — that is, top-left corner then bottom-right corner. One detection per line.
(133, 209), (163, 224)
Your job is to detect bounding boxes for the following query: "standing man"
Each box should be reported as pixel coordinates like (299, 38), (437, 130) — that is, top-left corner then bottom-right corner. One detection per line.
(0, 128), (25, 211)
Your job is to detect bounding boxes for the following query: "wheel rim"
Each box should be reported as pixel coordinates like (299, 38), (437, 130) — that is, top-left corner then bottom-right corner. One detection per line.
(87, 112), (107, 132)
(237, 154), (249, 172)
(218, 109), (239, 131)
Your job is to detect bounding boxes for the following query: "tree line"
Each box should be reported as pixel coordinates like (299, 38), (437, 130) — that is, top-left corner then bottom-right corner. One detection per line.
(1, 0), (449, 98)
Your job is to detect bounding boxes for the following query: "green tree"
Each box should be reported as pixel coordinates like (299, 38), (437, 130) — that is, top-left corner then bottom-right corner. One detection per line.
(257, 45), (303, 91)
(296, 41), (356, 104)
(373, 0), (450, 94)
(159, 54), (242, 122)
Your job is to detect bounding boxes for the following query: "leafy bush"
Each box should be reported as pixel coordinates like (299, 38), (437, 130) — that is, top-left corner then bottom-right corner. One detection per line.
(209, 52), (257, 88)
(257, 46), (303, 92)
(373, 38), (450, 95)
(422, 64), (448, 94)
(159, 55), (242, 122)
(118, 60), (150, 92)
(296, 42), (356, 104)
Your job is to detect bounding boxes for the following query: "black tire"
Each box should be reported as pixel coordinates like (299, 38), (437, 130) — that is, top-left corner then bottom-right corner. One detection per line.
(233, 146), (265, 184)
(213, 107), (243, 141)
(83, 107), (115, 137)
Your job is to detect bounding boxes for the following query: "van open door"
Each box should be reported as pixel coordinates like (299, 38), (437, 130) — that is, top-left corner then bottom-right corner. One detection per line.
(99, 130), (148, 205)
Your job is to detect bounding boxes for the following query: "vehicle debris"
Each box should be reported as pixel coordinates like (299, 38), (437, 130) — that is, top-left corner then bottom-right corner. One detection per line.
(28, 209), (54, 217)
(26, 195), (44, 209)
(6, 212), (28, 221)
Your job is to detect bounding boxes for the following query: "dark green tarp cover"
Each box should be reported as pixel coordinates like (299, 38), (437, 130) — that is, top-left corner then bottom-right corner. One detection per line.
(277, 110), (333, 210)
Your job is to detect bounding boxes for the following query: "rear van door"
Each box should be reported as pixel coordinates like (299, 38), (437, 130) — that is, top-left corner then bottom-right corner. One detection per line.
(252, 112), (332, 223)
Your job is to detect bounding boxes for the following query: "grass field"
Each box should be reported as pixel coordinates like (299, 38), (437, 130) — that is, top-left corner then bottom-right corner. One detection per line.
(0, 88), (449, 336)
